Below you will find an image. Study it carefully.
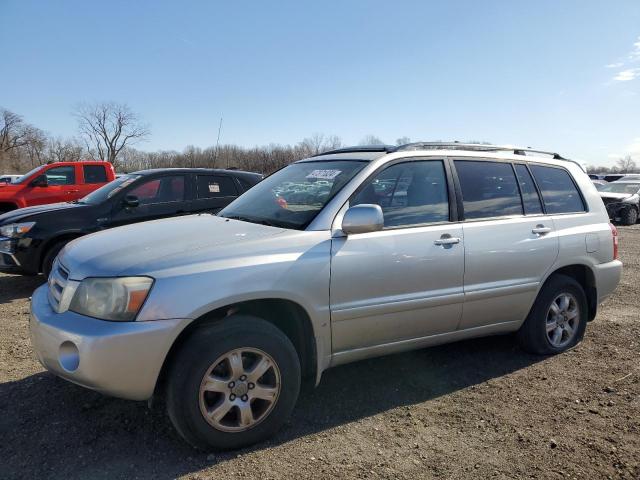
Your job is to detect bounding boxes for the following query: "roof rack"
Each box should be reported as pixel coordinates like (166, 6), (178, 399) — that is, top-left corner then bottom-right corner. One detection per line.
(313, 141), (581, 168)
(312, 145), (396, 157)
(395, 142), (567, 160)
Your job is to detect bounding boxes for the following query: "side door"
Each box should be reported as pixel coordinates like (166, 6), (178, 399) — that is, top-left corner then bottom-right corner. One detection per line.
(25, 165), (78, 206)
(453, 159), (559, 330)
(78, 164), (110, 198)
(108, 174), (189, 227)
(330, 159), (465, 353)
(190, 174), (239, 213)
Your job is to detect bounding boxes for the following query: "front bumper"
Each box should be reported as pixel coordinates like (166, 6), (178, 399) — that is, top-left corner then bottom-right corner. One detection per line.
(29, 284), (189, 401)
(0, 236), (20, 269)
(604, 202), (632, 221)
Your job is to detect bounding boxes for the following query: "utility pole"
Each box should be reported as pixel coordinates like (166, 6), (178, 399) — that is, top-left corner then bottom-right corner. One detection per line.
(214, 116), (223, 168)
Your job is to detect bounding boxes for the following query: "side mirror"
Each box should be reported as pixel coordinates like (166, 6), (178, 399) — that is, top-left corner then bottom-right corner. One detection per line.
(123, 194), (140, 208)
(341, 204), (384, 235)
(30, 175), (48, 187)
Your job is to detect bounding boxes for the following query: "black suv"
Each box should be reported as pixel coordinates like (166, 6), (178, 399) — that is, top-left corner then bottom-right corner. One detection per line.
(0, 168), (262, 276)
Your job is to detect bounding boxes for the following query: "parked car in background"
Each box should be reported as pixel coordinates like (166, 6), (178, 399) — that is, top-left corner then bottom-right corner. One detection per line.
(592, 179), (607, 189)
(0, 161), (116, 213)
(619, 174), (640, 181)
(588, 174), (603, 180)
(0, 174), (21, 184)
(0, 168), (262, 276)
(29, 142), (622, 450)
(603, 173), (627, 183)
(598, 180), (640, 225)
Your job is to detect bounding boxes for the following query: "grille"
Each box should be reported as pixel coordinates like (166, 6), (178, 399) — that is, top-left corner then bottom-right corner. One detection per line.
(47, 260), (71, 313)
(602, 197), (621, 206)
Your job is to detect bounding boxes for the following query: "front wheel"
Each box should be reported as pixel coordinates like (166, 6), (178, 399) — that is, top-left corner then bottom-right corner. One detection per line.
(620, 207), (638, 226)
(166, 315), (301, 450)
(517, 274), (588, 355)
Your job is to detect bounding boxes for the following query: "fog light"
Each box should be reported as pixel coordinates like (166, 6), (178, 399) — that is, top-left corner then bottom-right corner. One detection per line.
(59, 341), (80, 372)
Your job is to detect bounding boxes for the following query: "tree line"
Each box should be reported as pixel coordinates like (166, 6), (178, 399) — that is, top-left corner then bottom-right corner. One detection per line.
(1, 103), (398, 175)
(2, 102), (635, 175)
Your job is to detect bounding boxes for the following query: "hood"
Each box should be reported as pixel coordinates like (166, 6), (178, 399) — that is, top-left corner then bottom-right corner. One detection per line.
(599, 192), (632, 201)
(59, 214), (317, 279)
(0, 202), (86, 224)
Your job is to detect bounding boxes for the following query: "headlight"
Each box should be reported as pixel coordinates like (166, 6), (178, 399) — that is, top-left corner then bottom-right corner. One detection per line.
(622, 194), (639, 204)
(0, 222), (36, 238)
(69, 277), (154, 321)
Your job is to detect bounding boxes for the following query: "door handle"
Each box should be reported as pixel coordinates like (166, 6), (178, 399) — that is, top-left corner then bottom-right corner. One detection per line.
(532, 225), (552, 235)
(434, 236), (461, 246)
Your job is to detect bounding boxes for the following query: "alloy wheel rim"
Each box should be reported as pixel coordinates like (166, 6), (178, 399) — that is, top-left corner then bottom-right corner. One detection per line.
(199, 347), (281, 432)
(546, 293), (580, 348)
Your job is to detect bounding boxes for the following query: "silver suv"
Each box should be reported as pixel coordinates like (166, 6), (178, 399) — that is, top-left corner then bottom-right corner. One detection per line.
(30, 143), (622, 450)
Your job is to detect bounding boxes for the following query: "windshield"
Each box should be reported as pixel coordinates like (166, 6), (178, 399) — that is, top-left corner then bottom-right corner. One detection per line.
(599, 182), (640, 195)
(14, 165), (45, 184)
(78, 175), (140, 205)
(219, 160), (367, 229)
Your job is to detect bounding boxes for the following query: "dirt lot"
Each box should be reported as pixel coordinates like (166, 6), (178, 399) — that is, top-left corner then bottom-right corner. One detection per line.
(1, 228), (639, 480)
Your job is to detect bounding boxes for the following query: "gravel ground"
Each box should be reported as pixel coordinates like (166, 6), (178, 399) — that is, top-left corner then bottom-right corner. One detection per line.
(1, 227), (639, 480)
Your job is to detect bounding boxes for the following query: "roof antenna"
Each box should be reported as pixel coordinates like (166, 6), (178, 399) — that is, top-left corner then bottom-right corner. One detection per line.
(214, 116), (223, 168)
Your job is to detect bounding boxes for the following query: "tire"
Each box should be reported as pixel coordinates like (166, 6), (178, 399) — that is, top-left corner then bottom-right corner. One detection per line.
(166, 315), (301, 451)
(517, 274), (588, 355)
(42, 241), (68, 278)
(620, 207), (638, 226)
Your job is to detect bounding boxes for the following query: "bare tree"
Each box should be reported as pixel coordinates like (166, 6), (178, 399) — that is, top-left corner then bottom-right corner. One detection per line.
(615, 155), (637, 173)
(0, 109), (30, 154)
(298, 133), (342, 156)
(395, 136), (411, 146)
(75, 102), (149, 168)
(359, 134), (385, 146)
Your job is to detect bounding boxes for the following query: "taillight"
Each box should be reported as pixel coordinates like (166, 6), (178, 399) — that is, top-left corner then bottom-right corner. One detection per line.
(609, 223), (619, 260)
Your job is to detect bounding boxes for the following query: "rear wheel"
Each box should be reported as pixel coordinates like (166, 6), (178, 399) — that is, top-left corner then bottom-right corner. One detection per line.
(517, 274), (588, 355)
(166, 315), (301, 450)
(620, 207), (638, 226)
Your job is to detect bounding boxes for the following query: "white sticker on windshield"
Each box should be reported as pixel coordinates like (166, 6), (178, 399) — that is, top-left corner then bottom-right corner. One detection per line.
(208, 183), (220, 193)
(306, 169), (342, 180)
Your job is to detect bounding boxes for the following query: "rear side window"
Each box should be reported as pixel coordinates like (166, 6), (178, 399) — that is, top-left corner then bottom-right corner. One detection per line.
(196, 175), (238, 198)
(529, 165), (585, 214)
(83, 165), (108, 184)
(514, 164), (543, 214)
(455, 160), (522, 219)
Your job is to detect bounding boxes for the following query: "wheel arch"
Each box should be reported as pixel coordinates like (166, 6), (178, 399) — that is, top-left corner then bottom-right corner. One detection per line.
(541, 264), (597, 321)
(154, 298), (318, 399)
(39, 232), (86, 272)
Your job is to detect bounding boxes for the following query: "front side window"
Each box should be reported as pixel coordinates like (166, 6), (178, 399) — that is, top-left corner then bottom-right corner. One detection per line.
(351, 160), (449, 228)
(529, 165), (585, 214)
(455, 160), (522, 219)
(196, 175), (238, 198)
(45, 166), (76, 185)
(128, 176), (185, 205)
(219, 160), (366, 230)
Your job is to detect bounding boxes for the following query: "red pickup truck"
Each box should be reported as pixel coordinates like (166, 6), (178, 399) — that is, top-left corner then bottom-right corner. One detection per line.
(0, 161), (116, 213)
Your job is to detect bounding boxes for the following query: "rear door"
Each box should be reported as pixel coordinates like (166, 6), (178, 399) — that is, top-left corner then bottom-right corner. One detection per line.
(108, 174), (189, 227)
(454, 159), (559, 329)
(191, 174), (239, 213)
(79, 164), (110, 198)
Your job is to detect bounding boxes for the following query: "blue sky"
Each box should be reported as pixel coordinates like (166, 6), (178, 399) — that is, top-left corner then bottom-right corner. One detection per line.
(1, 0), (639, 167)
